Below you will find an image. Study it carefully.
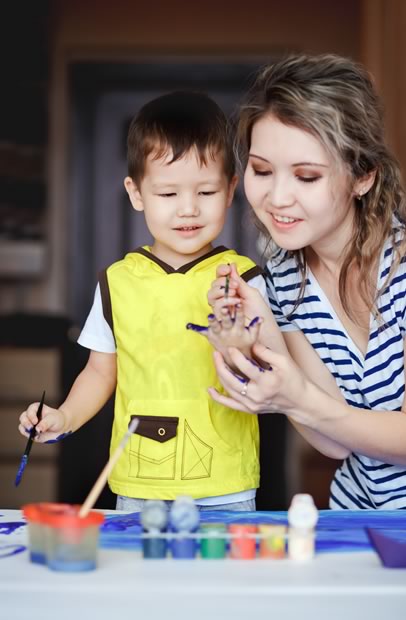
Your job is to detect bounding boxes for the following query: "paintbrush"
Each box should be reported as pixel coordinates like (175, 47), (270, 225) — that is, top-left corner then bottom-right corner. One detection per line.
(224, 270), (235, 319)
(15, 390), (45, 487)
(224, 274), (230, 300)
(78, 417), (139, 518)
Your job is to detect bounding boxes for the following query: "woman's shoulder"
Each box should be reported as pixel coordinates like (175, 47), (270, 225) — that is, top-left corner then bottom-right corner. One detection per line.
(264, 248), (299, 282)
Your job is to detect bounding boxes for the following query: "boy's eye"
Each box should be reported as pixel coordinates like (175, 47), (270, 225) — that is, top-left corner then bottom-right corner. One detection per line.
(158, 193), (176, 197)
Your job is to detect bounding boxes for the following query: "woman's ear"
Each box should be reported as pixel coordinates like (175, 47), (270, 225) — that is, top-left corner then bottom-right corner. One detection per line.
(124, 176), (144, 211)
(353, 170), (377, 199)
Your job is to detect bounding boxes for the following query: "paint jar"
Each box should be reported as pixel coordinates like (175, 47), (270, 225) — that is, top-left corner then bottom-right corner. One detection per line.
(41, 505), (104, 571)
(22, 503), (46, 564)
(169, 496), (199, 560)
(142, 534), (168, 559)
(22, 502), (74, 565)
(287, 494), (318, 562)
(258, 524), (286, 559)
(199, 523), (227, 559)
(140, 500), (169, 559)
(229, 524), (257, 559)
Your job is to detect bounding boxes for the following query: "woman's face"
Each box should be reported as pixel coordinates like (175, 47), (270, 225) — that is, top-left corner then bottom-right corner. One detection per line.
(244, 114), (355, 258)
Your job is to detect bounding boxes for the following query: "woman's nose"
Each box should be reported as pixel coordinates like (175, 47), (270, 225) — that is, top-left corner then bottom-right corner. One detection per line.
(267, 178), (294, 208)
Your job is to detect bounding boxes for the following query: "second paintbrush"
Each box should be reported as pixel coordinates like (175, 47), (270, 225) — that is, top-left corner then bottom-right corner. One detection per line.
(15, 390), (46, 487)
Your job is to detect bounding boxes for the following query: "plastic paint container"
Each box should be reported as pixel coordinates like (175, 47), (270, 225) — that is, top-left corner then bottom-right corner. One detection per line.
(142, 535), (167, 559)
(199, 523), (227, 559)
(40, 504), (104, 572)
(258, 524), (286, 559)
(22, 503), (46, 564)
(22, 502), (74, 565)
(228, 524), (257, 559)
(171, 535), (197, 559)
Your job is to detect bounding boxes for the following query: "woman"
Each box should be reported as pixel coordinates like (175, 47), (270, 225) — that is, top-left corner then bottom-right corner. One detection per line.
(204, 53), (406, 509)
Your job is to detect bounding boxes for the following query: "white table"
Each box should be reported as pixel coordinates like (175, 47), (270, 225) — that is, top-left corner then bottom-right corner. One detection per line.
(1, 509), (405, 620)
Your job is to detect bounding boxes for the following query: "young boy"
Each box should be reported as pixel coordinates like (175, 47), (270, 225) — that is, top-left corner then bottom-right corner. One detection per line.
(18, 92), (266, 511)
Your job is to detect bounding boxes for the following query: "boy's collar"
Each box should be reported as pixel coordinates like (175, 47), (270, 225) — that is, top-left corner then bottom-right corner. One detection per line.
(134, 245), (229, 274)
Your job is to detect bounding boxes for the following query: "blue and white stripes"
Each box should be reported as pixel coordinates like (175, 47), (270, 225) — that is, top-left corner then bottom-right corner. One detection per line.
(266, 230), (406, 509)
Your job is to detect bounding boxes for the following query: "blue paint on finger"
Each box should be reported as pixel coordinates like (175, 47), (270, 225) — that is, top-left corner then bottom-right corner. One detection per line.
(248, 316), (260, 327)
(231, 371), (249, 383)
(186, 323), (208, 333)
(45, 431), (73, 444)
(244, 356), (265, 372)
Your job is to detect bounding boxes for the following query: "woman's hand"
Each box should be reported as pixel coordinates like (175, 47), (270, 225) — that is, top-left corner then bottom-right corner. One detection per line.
(208, 342), (310, 421)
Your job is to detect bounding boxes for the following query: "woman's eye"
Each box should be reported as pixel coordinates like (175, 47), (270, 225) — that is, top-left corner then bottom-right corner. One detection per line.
(199, 191), (216, 196)
(297, 176), (321, 184)
(253, 169), (271, 177)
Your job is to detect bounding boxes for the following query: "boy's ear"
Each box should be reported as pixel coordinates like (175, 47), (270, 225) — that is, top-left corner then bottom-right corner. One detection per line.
(353, 170), (376, 199)
(124, 176), (144, 212)
(226, 175), (239, 208)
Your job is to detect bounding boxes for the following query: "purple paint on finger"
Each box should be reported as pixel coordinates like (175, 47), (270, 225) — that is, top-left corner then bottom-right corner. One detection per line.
(244, 355), (265, 372)
(248, 316), (260, 327)
(231, 371), (249, 383)
(186, 323), (208, 333)
(45, 431), (73, 444)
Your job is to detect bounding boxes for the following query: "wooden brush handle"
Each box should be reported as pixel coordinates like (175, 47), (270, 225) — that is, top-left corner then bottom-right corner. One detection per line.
(79, 418), (139, 518)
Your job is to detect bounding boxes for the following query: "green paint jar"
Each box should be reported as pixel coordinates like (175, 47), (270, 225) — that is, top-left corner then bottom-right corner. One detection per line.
(199, 523), (227, 559)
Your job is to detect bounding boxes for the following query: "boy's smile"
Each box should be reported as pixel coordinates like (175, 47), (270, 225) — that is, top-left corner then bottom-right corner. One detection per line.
(125, 147), (237, 269)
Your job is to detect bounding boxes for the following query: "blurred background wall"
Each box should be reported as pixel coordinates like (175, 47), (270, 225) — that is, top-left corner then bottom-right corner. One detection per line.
(1, 0), (405, 510)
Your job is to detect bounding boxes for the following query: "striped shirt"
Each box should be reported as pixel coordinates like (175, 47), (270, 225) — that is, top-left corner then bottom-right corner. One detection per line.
(265, 230), (406, 509)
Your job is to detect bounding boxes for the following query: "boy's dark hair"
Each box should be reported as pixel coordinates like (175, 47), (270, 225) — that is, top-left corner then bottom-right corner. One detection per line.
(127, 91), (235, 185)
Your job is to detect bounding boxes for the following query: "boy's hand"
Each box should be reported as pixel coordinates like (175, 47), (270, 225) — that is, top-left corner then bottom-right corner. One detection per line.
(18, 403), (72, 444)
(208, 263), (269, 322)
(186, 304), (263, 364)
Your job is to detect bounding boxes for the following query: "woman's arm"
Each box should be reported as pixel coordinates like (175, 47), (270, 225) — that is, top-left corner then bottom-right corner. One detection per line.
(206, 265), (350, 458)
(209, 342), (406, 466)
(282, 331), (350, 459)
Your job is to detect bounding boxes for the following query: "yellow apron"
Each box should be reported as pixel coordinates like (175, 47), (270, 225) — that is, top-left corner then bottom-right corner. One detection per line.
(101, 246), (261, 500)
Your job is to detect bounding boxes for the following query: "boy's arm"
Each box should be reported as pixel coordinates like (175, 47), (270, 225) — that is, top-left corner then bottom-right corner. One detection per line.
(18, 350), (117, 443)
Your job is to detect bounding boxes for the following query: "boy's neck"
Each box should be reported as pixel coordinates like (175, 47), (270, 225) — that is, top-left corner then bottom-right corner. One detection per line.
(147, 242), (215, 270)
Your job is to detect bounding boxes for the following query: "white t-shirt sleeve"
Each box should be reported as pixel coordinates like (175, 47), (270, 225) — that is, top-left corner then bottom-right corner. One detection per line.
(77, 284), (116, 353)
(246, 273), (270, 305)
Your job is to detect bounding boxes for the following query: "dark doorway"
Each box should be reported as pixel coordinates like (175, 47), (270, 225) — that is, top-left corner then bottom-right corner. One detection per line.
(59, 59), (287, 510)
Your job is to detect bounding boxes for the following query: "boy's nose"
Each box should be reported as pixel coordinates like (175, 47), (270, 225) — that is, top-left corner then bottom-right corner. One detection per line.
(177, 198), (199, 216)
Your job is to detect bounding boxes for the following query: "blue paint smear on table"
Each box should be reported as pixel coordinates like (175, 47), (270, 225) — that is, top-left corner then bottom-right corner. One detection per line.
(0, 522), (26, 535)
(0, 544), (26, 558)
(100, 510), (406, 553)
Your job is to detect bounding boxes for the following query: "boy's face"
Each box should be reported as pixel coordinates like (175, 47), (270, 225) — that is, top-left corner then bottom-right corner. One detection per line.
(124, 148), (237, 269)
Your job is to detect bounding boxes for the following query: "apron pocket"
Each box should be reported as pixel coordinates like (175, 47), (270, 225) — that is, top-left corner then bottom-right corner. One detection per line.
(128, 415), (179, 480)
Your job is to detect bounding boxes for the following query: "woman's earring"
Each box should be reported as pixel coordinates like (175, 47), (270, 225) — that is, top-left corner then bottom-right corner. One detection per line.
(357, 188), (366, 200)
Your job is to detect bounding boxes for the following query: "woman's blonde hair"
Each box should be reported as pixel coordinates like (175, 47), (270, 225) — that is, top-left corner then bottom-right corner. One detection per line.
(237, 53), (406, 318)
